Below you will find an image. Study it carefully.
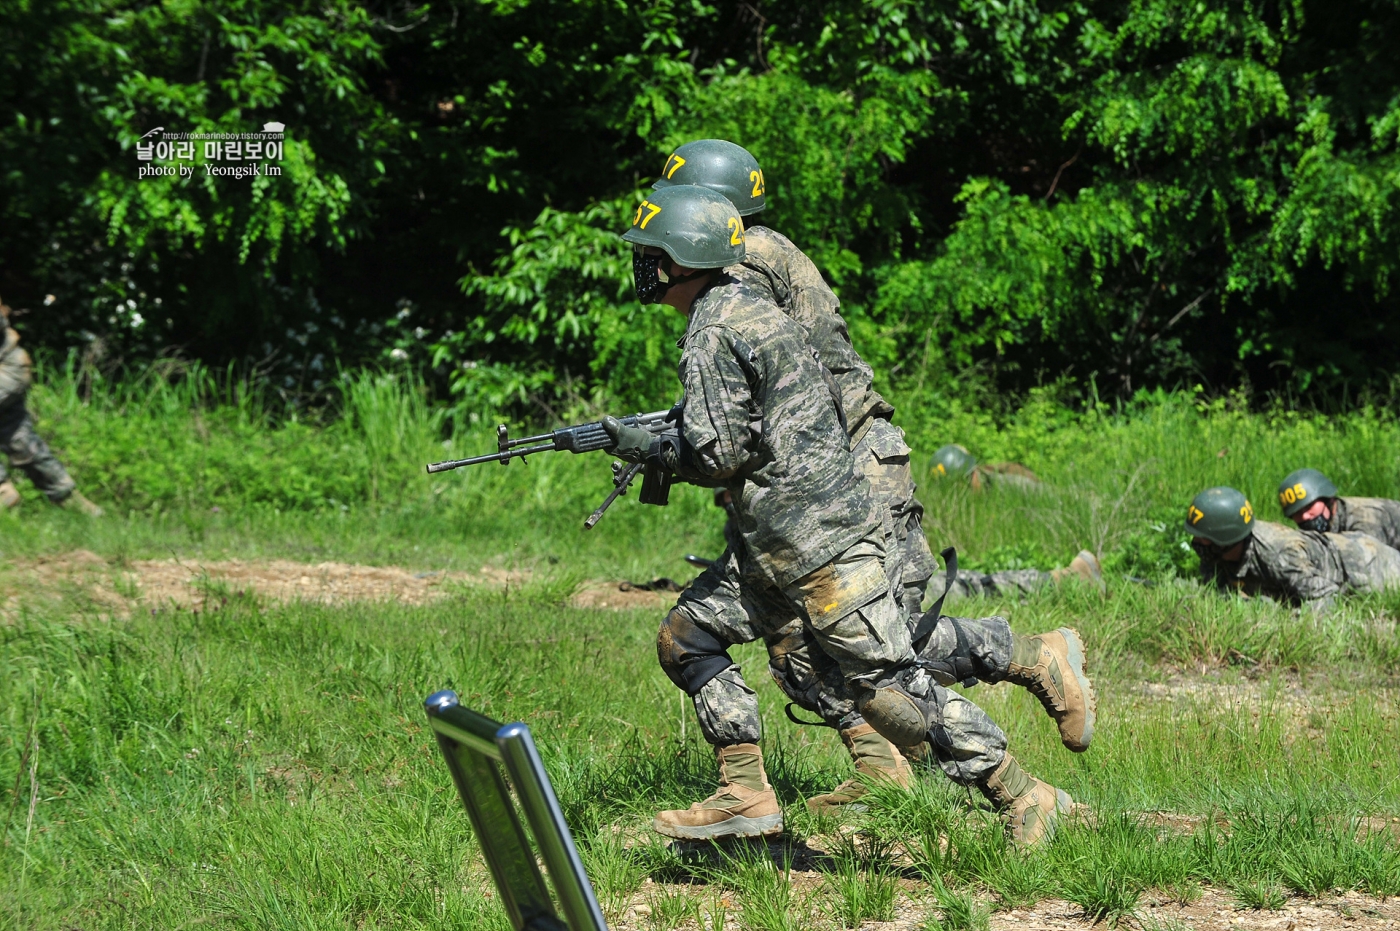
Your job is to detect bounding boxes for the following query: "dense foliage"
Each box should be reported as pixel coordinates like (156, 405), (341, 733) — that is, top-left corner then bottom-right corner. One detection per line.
(4, 1), (1400, 413)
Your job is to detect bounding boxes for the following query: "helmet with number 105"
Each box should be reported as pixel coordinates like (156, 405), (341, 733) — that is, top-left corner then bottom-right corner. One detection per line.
(1184, 486), (1256, 547)
(930, 444), (976, 480)
(1276, 468), (1338, 518)
(652, 139), (766, 216)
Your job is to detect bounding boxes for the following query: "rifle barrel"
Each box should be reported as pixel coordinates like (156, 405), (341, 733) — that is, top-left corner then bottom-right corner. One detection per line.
(424, 441), (556, 473)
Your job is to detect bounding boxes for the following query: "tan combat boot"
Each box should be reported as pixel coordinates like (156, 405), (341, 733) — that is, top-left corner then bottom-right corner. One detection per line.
(978, 753), (1072, 847)
(59, 490), (104, 517)
(1050, 549), (1105, 592)
(653, 743), (783, 840)
(0, 480), (19, 509)
(1005, 627), (1096, 752)
(806, 723), (914, 814)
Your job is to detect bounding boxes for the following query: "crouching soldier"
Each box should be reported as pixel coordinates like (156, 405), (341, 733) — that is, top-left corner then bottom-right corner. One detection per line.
(0, 300), (101, 515)
(1186, 486), (1400, 607)
(1277, 468), (1400, 549)
(605, 184), (1090, 846)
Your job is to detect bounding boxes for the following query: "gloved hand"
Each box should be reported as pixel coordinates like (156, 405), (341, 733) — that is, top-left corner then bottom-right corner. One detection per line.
(601, 415), (654, 463)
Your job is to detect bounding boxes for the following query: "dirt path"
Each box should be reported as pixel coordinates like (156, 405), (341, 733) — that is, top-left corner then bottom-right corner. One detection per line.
(603, 883), (1400, 931)
(2, 548), (679, 615)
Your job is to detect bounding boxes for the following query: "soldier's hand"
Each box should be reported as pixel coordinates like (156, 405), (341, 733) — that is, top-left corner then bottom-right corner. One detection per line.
(601, 415), (653, 463)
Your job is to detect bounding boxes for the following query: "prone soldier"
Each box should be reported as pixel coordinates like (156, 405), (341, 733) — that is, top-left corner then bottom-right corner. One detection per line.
(0, 300), (101, 515)
(604, 183), (1092, 845)
(650, 141), (1095, 816)
(1277, 468), (1400, 549)
(1185, 486), (1400, 607)
(946, 550), (1104, 601)
(930, 443), (1041, 492)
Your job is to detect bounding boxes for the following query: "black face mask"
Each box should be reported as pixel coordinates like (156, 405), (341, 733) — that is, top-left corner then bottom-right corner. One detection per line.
(1297, 514), (1330, 533)
(632, 249), (707, 305)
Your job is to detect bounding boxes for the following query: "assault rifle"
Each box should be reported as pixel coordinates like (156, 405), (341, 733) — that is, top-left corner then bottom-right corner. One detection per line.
(425, 409), (677, 529)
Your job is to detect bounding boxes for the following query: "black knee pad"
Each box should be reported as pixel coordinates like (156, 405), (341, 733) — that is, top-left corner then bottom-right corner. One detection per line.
(914, 615), (981, 687)
(656, 608), (735, 696)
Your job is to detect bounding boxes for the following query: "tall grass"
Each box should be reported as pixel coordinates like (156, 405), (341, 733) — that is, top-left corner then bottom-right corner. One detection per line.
(27, 359), (1400, 575)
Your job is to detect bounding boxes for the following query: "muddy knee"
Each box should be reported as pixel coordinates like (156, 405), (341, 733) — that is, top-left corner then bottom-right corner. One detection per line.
(657, 608), (736, 695)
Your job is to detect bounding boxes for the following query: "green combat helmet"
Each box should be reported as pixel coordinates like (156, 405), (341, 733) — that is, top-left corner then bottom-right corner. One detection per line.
(1184, 486), (1256, 547)
(652, 139), (766, 216)
(622, 184), (746, 304)
(1277, 467), (1338, 518)
(930, 444), (976, 480)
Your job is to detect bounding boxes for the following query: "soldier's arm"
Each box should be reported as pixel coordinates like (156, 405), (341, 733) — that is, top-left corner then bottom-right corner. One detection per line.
(671, 328), (758, 481)
(1272, 533), (1342, 604)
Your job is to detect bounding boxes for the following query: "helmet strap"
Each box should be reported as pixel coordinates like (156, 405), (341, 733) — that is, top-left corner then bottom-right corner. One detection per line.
(632, 250), (713, 305)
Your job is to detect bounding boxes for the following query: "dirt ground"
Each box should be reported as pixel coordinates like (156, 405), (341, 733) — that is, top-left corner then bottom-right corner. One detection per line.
(603, 881), (1400, 931)
(0, 548), (679, 616)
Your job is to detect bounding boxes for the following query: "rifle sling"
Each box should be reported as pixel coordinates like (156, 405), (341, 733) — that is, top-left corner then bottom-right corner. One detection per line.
(910, 547), (958, 649)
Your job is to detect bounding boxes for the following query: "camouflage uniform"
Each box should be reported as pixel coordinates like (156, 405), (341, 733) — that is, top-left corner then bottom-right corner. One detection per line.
(661, 277), (1010, 787)
(0, 328), (76, 502)
(1200, 519), (1400, 606)
(1322, 497), (1400, 551)
(728, 225), (937, 609)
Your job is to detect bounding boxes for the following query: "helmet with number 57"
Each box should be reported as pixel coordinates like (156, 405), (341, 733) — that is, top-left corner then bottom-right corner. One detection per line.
(1276, 468), (1337, 518)
(1184, 486), (1255, 547)
(652, 139), (766, 216)
(622, 184), (746, 304)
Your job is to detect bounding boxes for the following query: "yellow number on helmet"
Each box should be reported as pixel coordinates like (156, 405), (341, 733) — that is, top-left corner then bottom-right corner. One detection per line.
(634, 199), (662, 229)
(935, 463), (947, 476)
(1293, 483), (1305, 500)
(663, 153), (686, 179)
(1240, 502), (1254, 523)
(1187, 505), (1204, 524)
(727, 216), (744, 246)
(749, 168), (765, 198)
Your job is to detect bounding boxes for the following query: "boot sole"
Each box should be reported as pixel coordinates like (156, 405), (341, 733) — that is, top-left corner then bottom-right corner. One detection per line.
(1058, 627), (1096, 752)
(652, 812), (784, 840)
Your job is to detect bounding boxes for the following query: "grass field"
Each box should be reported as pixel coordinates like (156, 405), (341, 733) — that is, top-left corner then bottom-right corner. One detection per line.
(3, 366), (1400, 929)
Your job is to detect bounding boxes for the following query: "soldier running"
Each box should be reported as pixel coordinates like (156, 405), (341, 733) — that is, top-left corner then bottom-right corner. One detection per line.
(1186, 486), (1400, 607)
(1276, 468), (1400, 549)
(648, 141), (1096, 816)
(603, 183), (1092, 846)
(0, 300), (101, 515)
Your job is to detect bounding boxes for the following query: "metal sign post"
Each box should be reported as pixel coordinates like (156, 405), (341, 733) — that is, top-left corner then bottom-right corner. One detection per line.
(424, 690), (609, 931)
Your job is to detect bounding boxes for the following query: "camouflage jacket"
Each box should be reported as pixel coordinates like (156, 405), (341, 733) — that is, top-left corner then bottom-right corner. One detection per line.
(1327, 496), (1400, 550)
(668, 275), (880, 588)
(1201, 519), (1400, 604)
(0, 326), (29, 408)
(725, 226), (893, 437)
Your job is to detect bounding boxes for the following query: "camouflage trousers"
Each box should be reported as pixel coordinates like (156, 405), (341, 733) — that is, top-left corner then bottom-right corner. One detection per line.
(858, 418), (937, 615)
(0, 348), (74, 503)
(945, 569), (1053, 601)
(667, 535), (1014, 786)
(0, 403), (75, 503)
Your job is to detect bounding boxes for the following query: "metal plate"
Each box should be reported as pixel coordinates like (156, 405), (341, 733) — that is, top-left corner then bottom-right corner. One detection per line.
(424, 690), (609, 931)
